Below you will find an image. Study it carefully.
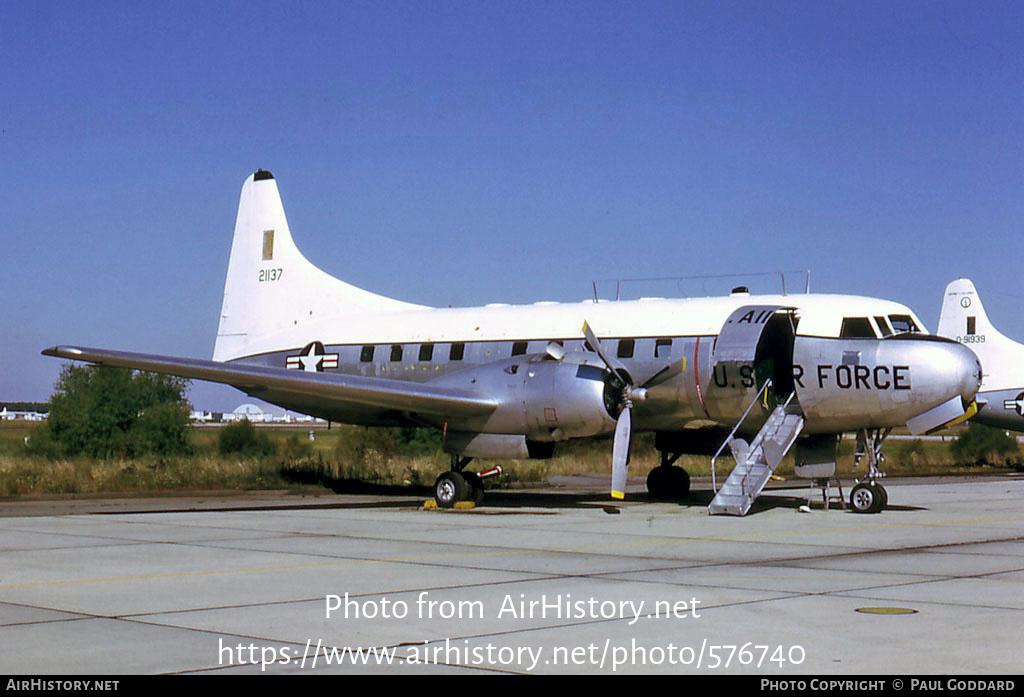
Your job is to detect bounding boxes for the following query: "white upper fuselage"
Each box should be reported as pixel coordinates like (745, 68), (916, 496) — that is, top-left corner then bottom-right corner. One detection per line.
(235, 292), (926, 361)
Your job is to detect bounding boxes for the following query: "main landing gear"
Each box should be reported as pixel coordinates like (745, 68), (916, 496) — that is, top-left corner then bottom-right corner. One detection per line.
(849, 428), (890, 514)
(433, 456), (502, 508)
(646, 450), (691, 500)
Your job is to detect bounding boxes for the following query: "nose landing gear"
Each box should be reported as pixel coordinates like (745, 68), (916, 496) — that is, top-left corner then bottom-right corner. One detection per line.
(850, 428), (889, 514)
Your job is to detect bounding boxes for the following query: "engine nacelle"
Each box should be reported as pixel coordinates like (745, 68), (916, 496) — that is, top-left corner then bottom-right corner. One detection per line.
(431, 354), (619, 442)
(443, 432), (556, 459)
(516, 358), (620, 441)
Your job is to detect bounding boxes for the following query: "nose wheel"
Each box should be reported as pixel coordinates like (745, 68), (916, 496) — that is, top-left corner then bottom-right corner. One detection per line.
(849, 481), (887, 514)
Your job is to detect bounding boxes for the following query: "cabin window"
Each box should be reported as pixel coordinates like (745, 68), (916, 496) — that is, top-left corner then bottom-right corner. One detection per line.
(419, 344), (434, 361)
(888, 314), (919, 334)
(449, 343), (465, 361)
(840, 317), (876, 338)
(511, 341), (528, 356)
(873, 316), (892, 337)
(360, 345), (375, 362)
(617, 339), (635, 359)
(390, 344), (403, 362)
(655, 338), (672, 358)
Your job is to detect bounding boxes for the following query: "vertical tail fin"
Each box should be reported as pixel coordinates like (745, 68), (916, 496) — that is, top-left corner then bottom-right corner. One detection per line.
(213, 171), (425, 362)
(937, 278), (1024, 392)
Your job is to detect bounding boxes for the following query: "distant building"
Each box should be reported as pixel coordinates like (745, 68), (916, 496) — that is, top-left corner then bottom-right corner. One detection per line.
(187, 404), (325, 424)
(1, 407), (46, 421)
(225, 403), (272, 423)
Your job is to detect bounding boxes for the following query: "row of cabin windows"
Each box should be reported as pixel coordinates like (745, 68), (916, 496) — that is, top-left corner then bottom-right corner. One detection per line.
(840, 314), (920, 339)
(345, 316), (919, 365)
(355, 338), (676, 363)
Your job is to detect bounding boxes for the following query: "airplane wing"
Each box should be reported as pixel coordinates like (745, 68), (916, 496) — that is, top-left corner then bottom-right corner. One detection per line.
(41, 345), (498, 421)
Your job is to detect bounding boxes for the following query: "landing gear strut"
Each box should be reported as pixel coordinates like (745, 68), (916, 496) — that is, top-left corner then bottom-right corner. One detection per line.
(850, 428), (889, 514)
(434, 455), (499, 508)
(646, 450), (691, 500)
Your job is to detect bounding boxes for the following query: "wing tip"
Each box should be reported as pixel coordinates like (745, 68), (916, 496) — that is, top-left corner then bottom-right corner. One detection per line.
(41, 345), (82, 358)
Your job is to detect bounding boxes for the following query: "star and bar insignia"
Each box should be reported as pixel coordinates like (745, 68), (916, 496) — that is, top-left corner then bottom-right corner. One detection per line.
(1003, 391), (1024, 416)
(285, 341), (339, 372)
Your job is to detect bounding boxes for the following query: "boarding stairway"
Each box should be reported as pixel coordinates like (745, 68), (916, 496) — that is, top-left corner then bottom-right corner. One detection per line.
(709, 384), (805, 516)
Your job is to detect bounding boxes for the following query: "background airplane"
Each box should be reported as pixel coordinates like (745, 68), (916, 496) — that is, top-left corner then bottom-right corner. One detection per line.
(938, 278), (1024, 431)
(44, 172), (982, 515)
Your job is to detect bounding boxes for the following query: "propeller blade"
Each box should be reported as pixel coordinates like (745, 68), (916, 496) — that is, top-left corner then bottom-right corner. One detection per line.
(582, 321), (627, 378)
(638, 362), (684, 389)
(582, 320), (639, 501)
(610, 405), (632, 499)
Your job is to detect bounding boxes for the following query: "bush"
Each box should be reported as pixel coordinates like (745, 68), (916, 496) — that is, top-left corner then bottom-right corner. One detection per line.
(217, 420), (276, 457)
(395, 427), (442, 456)
(950, 423), (1022, 468)
(44, 365), (191, 459)
(333, 426), (399, 475)
(281, 433), (314, 461)
(893, 438), (930, 469)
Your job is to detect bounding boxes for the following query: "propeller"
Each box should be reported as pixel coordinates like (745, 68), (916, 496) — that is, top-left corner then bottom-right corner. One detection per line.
(582, 321), (649, 500)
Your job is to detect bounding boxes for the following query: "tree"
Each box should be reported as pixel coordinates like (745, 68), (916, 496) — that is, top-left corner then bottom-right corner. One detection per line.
(950, 422), (1021, 468)
(44, 364), (192, 458)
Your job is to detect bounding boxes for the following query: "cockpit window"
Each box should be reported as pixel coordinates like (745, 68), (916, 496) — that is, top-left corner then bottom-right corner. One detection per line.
(888, 314), (919, 334)
(840, 317), (876, 338)
(873, 316), (893, 337)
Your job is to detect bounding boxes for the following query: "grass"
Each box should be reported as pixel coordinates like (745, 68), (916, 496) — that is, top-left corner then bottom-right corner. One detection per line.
(0, 421), (1017, 498)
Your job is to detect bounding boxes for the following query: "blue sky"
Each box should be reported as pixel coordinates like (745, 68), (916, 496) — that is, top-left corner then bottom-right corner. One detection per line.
(3, 1), (1023, 411)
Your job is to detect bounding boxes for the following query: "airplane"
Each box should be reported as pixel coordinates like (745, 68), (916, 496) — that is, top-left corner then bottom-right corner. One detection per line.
(937, 278), (1024, 430)
(43, 170), (982, 516)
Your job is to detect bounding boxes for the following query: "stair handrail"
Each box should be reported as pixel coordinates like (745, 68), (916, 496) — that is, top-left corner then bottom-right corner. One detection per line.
(710, 378), (773, 493)
(737, 389), (799, 501)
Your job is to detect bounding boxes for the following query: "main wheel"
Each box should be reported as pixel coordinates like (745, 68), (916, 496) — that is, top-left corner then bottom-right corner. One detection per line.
(434, 471), (469, 508)
(462, 471), (486, 506)
(646, 466), (691, 500)
(850, 482), (882, 514)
